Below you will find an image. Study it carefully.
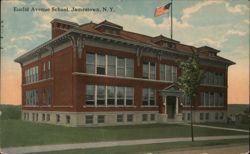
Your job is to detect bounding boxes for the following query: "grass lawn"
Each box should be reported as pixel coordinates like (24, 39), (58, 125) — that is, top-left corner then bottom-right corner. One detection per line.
(32, 139), (249, 154)
(228, 104), (249, 115)
(200, 122), (249, 130)
(1, 120), (248, 148)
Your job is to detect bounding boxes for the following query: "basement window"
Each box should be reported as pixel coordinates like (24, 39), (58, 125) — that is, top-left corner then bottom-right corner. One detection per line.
(85, 115), (93, 124)
(66, 115), (70, 124)
(97, 115), (105, 124)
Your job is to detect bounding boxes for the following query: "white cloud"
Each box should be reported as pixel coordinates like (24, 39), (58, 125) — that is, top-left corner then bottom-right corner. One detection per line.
(192, 38), (222, 48)
(226, 29), (248, 37)
(181, 1), (223, 22)
(10, 33), (46, 43)
(243, 19), (250, 25)
(225, 3), (249, 14)
(2, 0), (25, 5)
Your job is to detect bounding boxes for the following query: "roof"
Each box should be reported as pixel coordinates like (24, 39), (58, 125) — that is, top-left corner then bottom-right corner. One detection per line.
(198, 46), (220, 53)
(95, 20), (123, 30)
(50, 19), (79, 27)
(15, 19), (235, 66)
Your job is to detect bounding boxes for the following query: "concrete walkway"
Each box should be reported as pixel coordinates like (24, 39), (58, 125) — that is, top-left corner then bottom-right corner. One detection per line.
(1, 135), (248, 154)
(182, 123), (250, 133)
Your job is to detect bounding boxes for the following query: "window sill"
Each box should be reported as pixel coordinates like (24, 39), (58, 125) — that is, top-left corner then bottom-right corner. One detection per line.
(141, 105), (158, 108)
(23, 105), (39, 107)
(83, 105), (137, 108)
(23, 78), (53, 86)
(198, 106), (225, 108)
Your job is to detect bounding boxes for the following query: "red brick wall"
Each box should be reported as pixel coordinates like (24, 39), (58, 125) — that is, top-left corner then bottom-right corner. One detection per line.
(21, 44), (228, 113)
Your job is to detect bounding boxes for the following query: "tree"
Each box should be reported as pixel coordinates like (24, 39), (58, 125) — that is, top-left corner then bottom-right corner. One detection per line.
(177, 53), (204, 142)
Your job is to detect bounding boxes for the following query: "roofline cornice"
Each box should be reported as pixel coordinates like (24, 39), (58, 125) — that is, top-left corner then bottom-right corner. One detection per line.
(14, 28), (235, 66)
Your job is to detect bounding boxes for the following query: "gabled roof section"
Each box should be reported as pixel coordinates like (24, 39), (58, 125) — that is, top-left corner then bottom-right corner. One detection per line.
(50, 18), (79, 27)
(198, 46), (220, 53)
(163, 83), (180, 91)
(151, 35), (180, 44)
(95, 20), (123, 30)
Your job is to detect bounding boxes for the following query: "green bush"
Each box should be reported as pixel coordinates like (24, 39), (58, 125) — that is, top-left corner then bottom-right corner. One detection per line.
(0, 105), (21, 120)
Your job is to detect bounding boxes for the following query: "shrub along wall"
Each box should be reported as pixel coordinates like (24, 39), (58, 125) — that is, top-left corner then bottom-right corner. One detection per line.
(0, 105), (21, 120)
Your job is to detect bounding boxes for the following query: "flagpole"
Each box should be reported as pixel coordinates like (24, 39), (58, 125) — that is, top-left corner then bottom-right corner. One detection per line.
(171, 0), (173, 40)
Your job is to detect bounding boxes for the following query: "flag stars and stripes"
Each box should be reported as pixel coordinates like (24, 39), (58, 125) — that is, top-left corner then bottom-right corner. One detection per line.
(154, 3), (172, 17)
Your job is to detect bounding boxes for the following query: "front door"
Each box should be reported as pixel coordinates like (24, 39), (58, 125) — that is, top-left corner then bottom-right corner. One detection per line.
(167, 96), (176, 119)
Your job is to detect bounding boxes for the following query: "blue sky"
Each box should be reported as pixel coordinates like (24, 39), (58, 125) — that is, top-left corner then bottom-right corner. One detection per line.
(1, 0), (249, 104)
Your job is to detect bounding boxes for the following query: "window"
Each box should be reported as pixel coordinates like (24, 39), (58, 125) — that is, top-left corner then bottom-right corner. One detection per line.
(66, 115), (70, 124)
(126, 87), (133, 105)
(182, 113), (185, 121)
(200, 113), (204, 120)
(220, 112), (224, 120)
(86, 53), (133, 77)
(143, 88), (156, 106)
(25, 90), (38, 105)
(85, 115), (93, 124)
(107, 86), (115, 105)
(117, 57), (125, 76)
(143, 62), (149, 79)
(143, 89), (148, 105)
(142, 114), (148, 121)
(201, 71), (224, 86)
(47, 88), (52, 105)
(56, 114), (60, 122)
(42, 114), (45, 121)
(143, 62), (156, 79)
(150, 63), (156, 79)
(27, 113), (29, 120)
(187, 113), (191, 121)
(219, 93), (224, 106)
(149, 89), (156, 105)
(85, 85), (134, 107)
(35, 66), (38, 81)
(166, 65), (172, 81)
(25, 66), (39, 84)
(210, 92), (215, 106)
(215, 112), (218, 120)
(117, 114), (124, 122)
(219, 73), (224, 85)
(46, 114), (50, 121)
(43, 62), (46, 79)
(117, 87), (125, 105)
(160, 64), (165, 80)
(127, 114), (133, 122)
(97, 54), (106, 75)
(97, 115), (105, 123)
(183, 95), (191, 106)
(86, 85), (95, 105)
(107, 55), (116, 75)
(97, 85), (105, 105)
(201, 92), (224, 107)
(126, 59), (134, 77)
(32, 113), (35, 121)
(208, 72), (214, 85)
(160, 64), (177, 82)
(204, 92), (209, 107)
(150, 114), (155, 121)
(86, 53), (95, 74)
(205, 113), (209, 120)
(47, 61), (51, 78)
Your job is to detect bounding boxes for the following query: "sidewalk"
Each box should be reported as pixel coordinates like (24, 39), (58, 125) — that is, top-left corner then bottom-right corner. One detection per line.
(183, 124), (250, 133)
(1, 135), (248, 154)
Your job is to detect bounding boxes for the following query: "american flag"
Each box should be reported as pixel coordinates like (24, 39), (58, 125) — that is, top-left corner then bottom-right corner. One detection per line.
(154, 3), (172, 17)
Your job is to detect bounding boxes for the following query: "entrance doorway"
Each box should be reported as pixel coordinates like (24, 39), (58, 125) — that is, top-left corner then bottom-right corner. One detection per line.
(167, 96), (176, 119)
